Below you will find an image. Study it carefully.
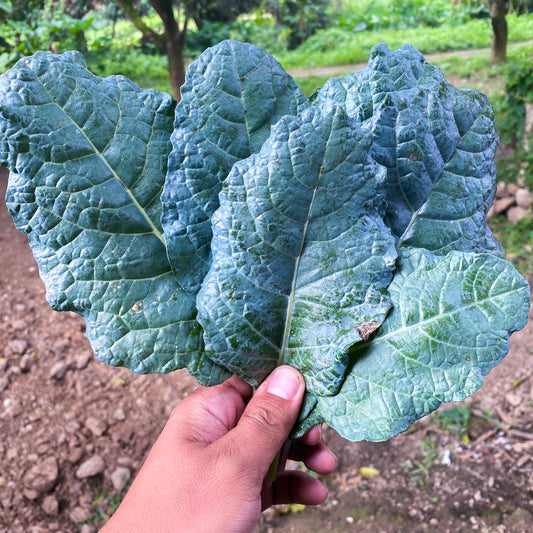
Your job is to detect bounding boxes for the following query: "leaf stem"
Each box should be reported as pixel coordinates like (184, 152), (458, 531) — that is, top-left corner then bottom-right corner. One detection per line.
(266, 438), (291, 484)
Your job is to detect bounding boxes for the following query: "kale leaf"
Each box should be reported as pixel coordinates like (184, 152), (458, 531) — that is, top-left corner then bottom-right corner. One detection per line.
(0, 42), (529, 441)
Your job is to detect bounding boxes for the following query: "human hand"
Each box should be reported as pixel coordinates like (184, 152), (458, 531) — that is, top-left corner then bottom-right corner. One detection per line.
(102, 366), (337, 533)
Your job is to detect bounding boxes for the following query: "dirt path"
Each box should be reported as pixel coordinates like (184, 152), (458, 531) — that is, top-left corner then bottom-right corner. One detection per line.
(1, 166), (532, 532)
(287, 40), (533, 79)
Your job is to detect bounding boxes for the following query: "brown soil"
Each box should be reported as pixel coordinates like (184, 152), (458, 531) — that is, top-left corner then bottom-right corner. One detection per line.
(0, 167), (532, 532)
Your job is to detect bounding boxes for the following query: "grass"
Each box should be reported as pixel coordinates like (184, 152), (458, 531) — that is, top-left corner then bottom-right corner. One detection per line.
(434, 43), (532, 81)
(80, 9), (533, 98)
(277, 14), (533, 69)
(85, 49), (171, 94)
(293, 74), (330, 97)
(489, 215), (533, 276)
(293, 43), (533, 98)
(432, 405), (471, 442)
(399, 436), (439, 489)
(83, 478), (132, 528)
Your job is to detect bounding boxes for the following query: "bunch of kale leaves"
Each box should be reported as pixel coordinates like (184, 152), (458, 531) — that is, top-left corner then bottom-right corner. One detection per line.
(0, 41), (529, 441)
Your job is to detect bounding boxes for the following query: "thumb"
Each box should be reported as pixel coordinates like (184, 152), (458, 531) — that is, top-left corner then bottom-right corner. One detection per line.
(220, 365), (305, 478)
(168, 376), (252, 444)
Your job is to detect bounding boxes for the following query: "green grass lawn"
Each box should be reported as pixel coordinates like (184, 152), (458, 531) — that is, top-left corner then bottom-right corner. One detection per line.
(292, 44), (532, 134)
(83, 12), (533, 97)
(277, 14), (533, 70)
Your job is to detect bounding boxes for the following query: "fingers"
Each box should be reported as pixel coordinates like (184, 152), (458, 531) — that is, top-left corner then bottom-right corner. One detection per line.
(261, 470), (328, 510)
(300, 425), (322, 447)
(290, 425), (337, 475)
(289, 440), (337, 475)
(167, 375), (253, 444)
(220, 366), (305, 477)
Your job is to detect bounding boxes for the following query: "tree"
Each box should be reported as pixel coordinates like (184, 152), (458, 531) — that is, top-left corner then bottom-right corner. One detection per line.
(193, 0), (262, 28)
(62, 0), (99, 19)
(112, 1), (261, 101)
(264, 0), (329, 50)
(3, 0), (44, 21)
(0, 0), (92, 63)
(62, 1), (101, 53)
(488, 0), (508, 63)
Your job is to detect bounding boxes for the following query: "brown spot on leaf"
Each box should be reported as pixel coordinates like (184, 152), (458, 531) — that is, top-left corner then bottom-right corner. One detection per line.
(357, 322), (381, 341)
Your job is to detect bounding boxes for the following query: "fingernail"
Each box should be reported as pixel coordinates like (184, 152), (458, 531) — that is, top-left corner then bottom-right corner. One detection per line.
(267, 366), (300, 400)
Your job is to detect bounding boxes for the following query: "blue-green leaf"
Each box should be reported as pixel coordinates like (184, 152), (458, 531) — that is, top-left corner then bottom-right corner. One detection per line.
(161, 40), (309, 293)
(318, 43), (502, 256)
(1, 43), (529, 445)
(197, 106), (397, 396)
(0, 51), (229, 385)
(295, 248), (530, 440)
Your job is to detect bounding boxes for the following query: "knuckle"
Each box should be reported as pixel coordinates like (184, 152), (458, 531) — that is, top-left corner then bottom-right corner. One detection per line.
(244, 397), (290, 435)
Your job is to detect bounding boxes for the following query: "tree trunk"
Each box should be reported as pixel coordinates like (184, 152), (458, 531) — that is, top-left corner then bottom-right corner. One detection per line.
(490, 0), (508, 63)
(113, 0), (187, 100)
(147, 0), (188, 101)
(74, 31), (88, 54)
(167, 33), (186, 102)
(114, 0), (166, 52)
(194, 15), (204, 30)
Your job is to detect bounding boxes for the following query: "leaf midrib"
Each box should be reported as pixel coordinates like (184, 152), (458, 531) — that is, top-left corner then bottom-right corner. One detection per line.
(34, 72), (166, 247)
(352, 284), (524, 354)
(229, 45), (259, 155)
(278, 124), (332, 365)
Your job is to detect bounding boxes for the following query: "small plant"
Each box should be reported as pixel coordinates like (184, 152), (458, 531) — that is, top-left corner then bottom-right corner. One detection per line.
(0, 41), (529, 443)
(85, 479), (132, 527)
(433, 405), (471, 443)
(505, 58), (533, 142)
(0, 0), (93, 71)
(400, 436), (439, 488)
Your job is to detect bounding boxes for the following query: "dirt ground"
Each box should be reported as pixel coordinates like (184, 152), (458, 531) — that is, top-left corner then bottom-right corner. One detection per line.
(0, 166), (532, 533)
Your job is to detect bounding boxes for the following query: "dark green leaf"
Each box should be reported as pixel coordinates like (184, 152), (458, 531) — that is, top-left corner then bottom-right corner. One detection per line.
(197, 106), (397, 396)
(161, 40), (309, 293)
(0, 51), (229, 384)
(295, 248), (530, 439)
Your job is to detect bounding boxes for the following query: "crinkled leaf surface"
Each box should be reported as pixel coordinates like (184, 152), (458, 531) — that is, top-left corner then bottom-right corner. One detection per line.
(161, 40), (309, 293)
(295, 248), (530, 440)
(1, 43), (529, 444)
(0, 51), (229, 384)
(317, 43), (502, 257)
(197, 106), (397, 396)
